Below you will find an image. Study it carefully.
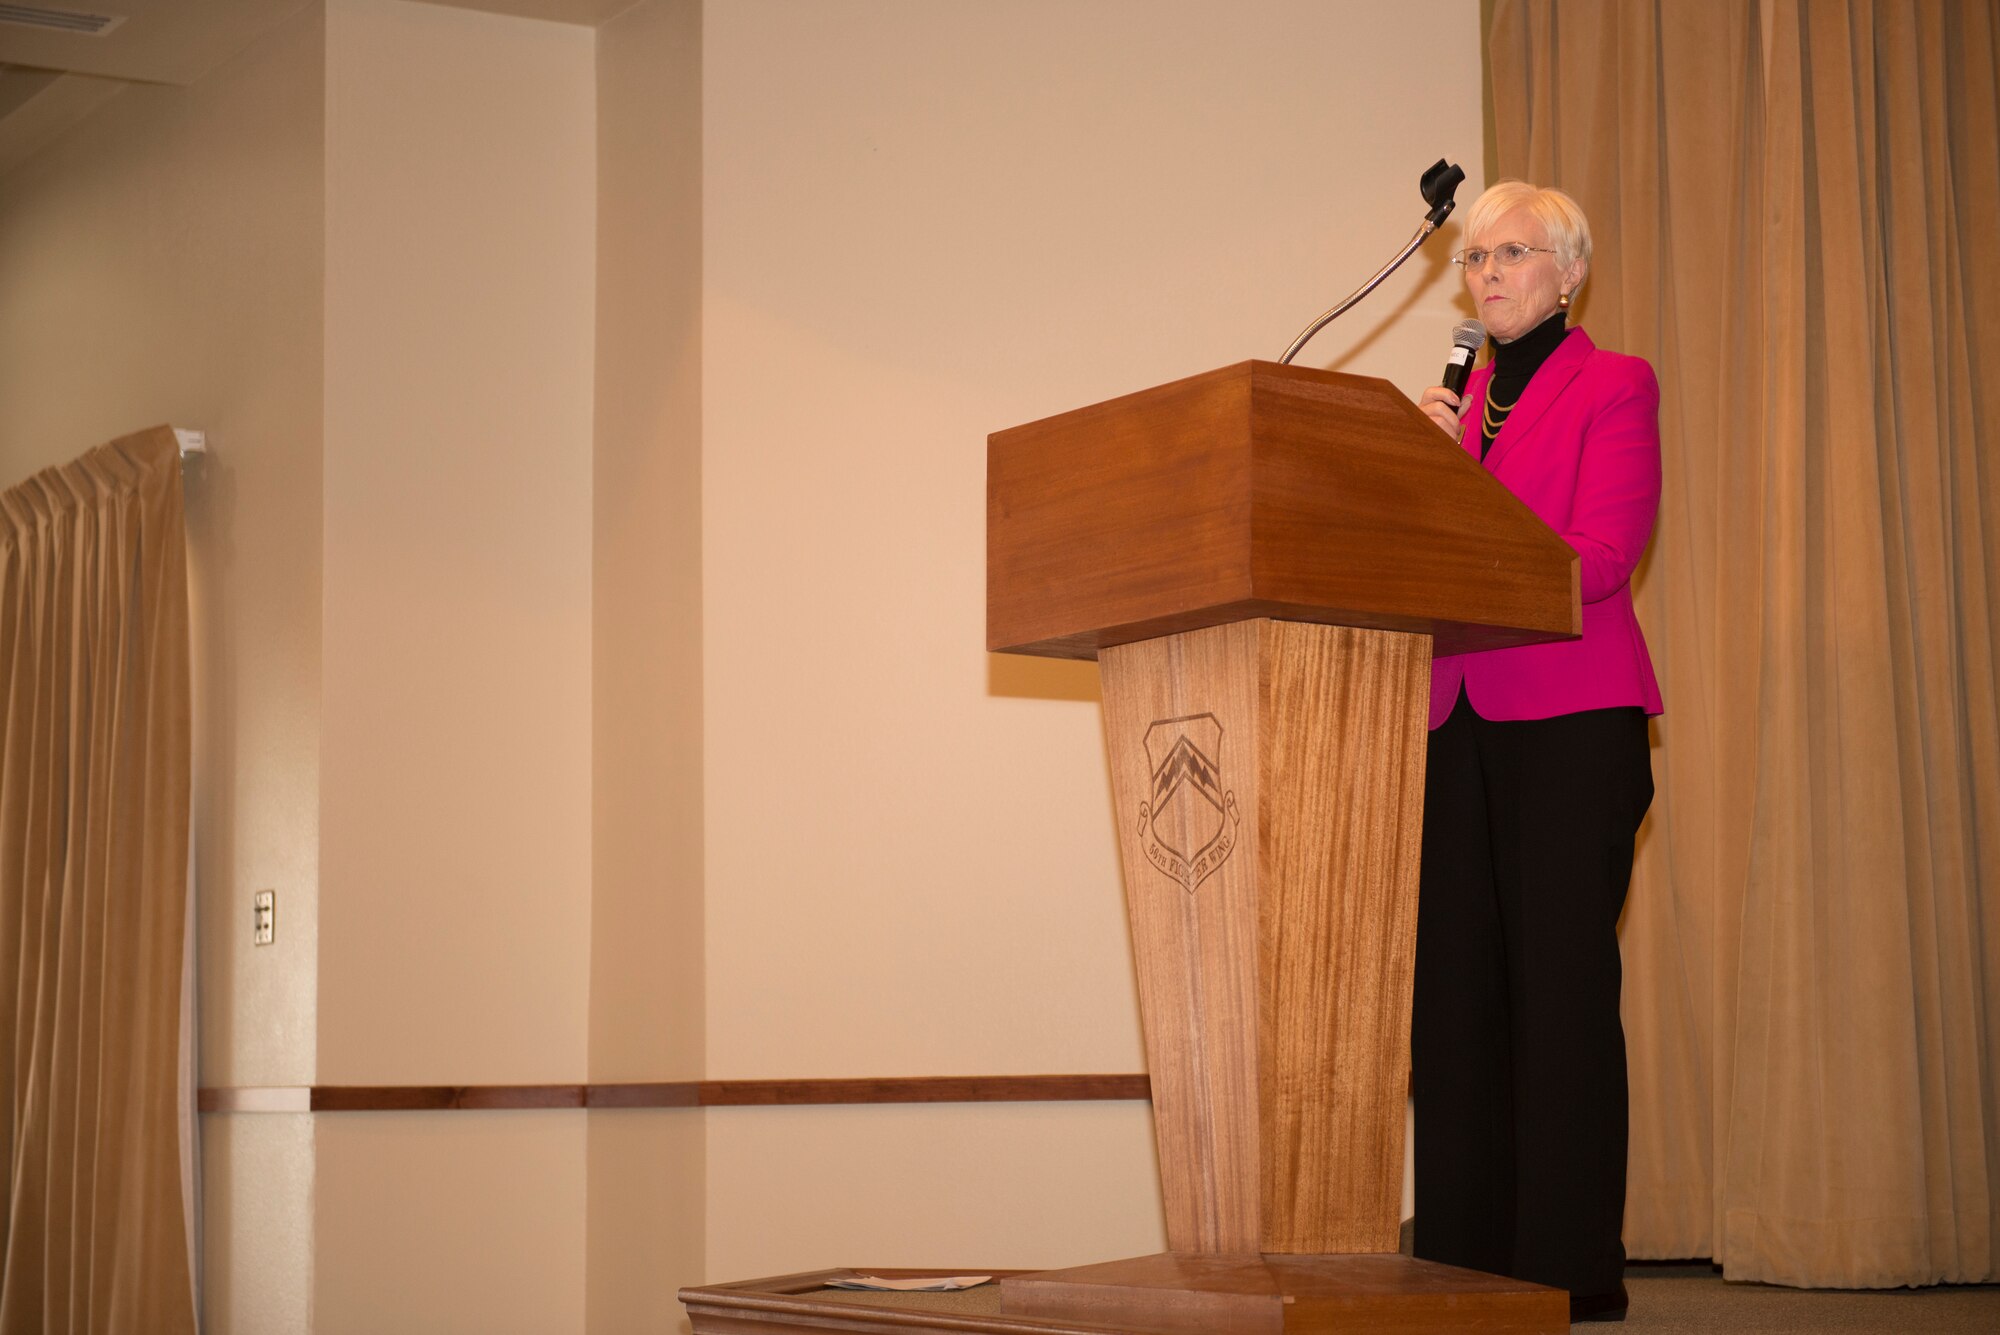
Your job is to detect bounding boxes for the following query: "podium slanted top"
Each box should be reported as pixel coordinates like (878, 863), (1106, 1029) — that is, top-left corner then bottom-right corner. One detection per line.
(987, 359), (1578, 660)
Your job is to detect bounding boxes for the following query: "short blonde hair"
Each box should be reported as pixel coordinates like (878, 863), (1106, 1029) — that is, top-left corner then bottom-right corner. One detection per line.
(1463, 181), (1593, 272)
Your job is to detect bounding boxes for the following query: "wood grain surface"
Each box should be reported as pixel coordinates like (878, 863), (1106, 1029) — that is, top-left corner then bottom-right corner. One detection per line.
(681, 1269), (1101, 1335)
(1101, 622), (1266, 1254)
(987, 360), (1576, 659)
(1100, 620), (1428, 1255)
(196, 1074), (1151, 1113)
(678, 1259), (1564, 1335)
(1255, 621), (1429, 1254)
(999, 1252), (1566, 1334)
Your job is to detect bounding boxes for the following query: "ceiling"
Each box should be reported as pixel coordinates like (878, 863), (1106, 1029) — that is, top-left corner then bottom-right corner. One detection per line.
(412, 1), (632, 23)
(0, 0), (634, 176)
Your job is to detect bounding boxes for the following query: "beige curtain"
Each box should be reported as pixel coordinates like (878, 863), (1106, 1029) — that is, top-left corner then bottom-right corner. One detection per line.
(1488, 0), (2000, 1288)
(0, 428), (196, 1332)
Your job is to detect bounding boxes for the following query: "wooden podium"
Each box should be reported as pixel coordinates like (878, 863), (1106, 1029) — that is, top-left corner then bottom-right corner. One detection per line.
(680, 361), (1579, 1334)
(986, 360), (1576, 1332)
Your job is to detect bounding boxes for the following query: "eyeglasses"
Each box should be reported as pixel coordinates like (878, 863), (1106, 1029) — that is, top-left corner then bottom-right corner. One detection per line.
(1452, 243), (1557, 270)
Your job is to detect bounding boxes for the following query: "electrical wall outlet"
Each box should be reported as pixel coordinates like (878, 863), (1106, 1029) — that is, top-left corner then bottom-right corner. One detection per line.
(253, 890), (275, 946)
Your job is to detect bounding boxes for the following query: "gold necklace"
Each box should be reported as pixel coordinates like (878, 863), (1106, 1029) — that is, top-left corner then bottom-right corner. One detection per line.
(1483, 386), (1520, 438)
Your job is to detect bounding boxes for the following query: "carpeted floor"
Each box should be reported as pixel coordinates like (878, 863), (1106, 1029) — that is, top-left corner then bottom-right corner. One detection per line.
(1616, 1262), (2000, 1332)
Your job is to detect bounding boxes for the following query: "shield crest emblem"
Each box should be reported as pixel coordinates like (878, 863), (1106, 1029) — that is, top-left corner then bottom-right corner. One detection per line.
(1138, 712), (1240, 892)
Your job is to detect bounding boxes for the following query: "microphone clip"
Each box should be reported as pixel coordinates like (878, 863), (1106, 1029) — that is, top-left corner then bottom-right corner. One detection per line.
(1421, 159), (1466, 228)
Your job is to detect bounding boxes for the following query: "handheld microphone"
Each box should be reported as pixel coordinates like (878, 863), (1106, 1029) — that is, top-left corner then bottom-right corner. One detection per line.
(1443, 319), (1487, 397)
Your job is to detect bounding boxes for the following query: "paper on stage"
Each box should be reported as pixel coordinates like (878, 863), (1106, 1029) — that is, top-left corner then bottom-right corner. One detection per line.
(823, 1275), (993, 1292)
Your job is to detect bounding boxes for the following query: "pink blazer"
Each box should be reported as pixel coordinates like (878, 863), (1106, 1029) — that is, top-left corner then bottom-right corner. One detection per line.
(1429, 327), (1664, 728)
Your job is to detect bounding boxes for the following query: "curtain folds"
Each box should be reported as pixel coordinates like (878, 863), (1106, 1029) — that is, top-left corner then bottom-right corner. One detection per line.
(1488, 0), (2000, 1289)
(0, 427), (196, 1333)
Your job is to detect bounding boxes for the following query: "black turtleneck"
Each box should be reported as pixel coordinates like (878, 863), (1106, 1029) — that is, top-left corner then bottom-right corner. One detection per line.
(1481, 310), (1572, 459)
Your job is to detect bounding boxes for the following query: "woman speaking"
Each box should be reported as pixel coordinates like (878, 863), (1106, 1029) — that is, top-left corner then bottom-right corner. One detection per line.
(1412, 182), (1662, 1325)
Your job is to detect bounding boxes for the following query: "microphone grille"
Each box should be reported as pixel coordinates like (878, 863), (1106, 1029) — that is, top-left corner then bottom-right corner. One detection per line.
(1452, 318), (1489, 353)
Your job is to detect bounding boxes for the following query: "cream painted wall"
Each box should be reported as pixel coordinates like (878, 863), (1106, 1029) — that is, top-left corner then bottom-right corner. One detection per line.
(317, 1), (595, 1331)
(319, 0), (595, 1087)
(588, 1), (705, 1330)
(701, 0), (1483, 1279)
(706, 1102), (1164, 1280)
(591, 0), (704, 1092)
(0, 8), (326, 1333)
(202, 1114), (316, 1335)
(586, 1111), (705, 1335)
(314, 1112), (587, 1335)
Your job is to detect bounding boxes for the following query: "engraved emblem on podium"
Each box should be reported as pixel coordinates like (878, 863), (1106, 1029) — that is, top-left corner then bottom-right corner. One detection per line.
(1137, 713), (1240, 892)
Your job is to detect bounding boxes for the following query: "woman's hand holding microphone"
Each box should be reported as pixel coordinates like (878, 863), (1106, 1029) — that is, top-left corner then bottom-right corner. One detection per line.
(1418, 386), (1467, 442)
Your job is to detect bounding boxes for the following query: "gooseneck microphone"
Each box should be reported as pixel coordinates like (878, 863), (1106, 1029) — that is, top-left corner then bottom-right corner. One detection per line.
(1443, 319), (1488, 397)
(1279, 158), (1467, 365)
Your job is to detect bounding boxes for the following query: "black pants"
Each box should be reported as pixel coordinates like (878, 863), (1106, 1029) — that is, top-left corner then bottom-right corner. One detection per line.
(1411, 687), (1653, 1296)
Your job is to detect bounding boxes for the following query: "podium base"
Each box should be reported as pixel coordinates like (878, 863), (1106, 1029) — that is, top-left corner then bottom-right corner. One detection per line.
(1000, 1251), (1567, 1334)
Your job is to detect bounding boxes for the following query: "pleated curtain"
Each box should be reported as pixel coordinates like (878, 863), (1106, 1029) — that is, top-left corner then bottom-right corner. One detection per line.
(0, 427), (196, 1332)
(1486, 0), (2000, 1288)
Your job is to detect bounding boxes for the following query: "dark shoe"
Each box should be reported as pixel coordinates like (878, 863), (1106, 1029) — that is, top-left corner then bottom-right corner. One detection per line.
(1568, 1282), (1628, 1323)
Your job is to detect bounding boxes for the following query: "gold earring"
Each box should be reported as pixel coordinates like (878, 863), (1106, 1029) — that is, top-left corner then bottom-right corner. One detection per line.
(1558, 291), (1572, 309)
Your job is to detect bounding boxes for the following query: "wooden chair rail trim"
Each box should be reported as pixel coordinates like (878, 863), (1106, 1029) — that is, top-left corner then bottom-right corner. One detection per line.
(196, 1073), (1152, 1113)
